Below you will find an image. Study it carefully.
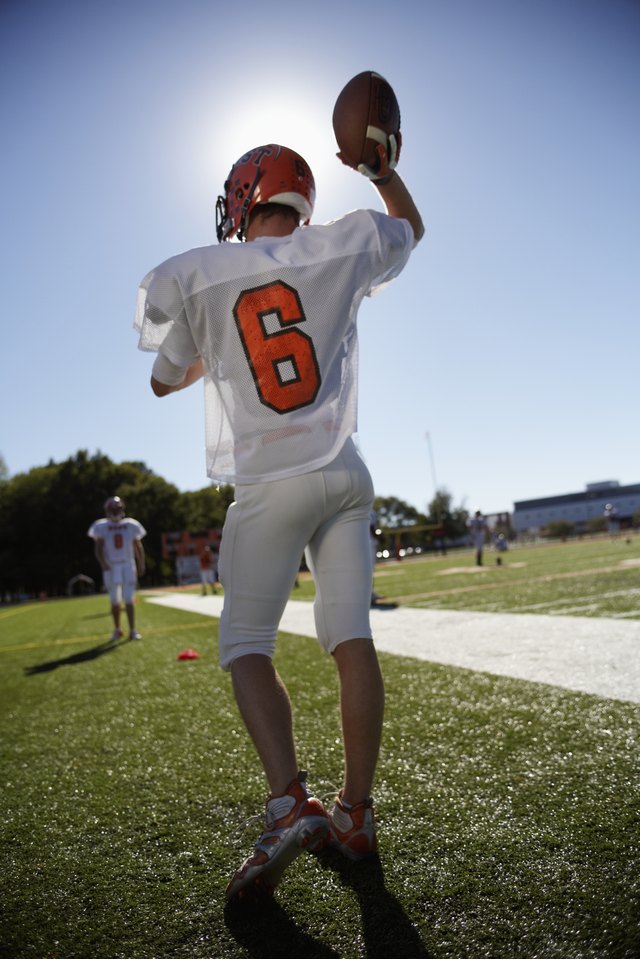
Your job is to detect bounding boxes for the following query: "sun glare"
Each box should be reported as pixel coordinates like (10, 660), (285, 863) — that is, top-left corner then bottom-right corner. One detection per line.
(184, 77), (373, 226)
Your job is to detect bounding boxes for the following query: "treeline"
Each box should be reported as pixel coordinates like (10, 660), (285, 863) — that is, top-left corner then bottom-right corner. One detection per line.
(0, 451), (234, 600)
(0, 450), (474, 601)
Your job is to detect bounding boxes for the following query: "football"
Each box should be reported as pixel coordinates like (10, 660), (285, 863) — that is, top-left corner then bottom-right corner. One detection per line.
(332, 70), (401, 171)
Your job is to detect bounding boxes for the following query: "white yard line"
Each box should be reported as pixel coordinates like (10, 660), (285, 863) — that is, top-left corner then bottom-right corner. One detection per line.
(144, 593), (640, 705)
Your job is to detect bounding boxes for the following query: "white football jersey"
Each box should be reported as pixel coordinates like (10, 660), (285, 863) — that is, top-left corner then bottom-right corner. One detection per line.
(87, 518), (146, 568)
(135, 209), (415, 484)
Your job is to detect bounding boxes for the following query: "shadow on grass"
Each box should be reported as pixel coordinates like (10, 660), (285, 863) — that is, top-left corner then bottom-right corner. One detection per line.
(223, 851), (431, 959)
(24, 635), (131, 675)
(315, 849), (432, 958)
(224, 895), (340, 958)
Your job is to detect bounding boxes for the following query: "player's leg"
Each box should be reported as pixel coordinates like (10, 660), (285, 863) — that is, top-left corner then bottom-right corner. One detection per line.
(123, 570), (141, 639)
(220, 472), (330, 898)
(332, 637), (384, 804)
(305, 440), (381, 858)
(111, 600), (122, 636)
(231, 654), (298, 796)
(220, 473), (322, 790)
(307, 508), (383, 804)
(105, 571), (123, 639)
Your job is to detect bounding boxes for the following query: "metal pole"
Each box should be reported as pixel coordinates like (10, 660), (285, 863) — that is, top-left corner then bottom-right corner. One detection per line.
(425, 431), (438, 502)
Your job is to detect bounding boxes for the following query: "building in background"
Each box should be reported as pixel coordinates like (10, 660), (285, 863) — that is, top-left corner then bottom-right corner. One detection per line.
(161, 529), (222, 585)
(512, 481), (640, 536)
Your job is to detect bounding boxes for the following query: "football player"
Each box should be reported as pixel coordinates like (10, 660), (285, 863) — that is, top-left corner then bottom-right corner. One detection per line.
(467, 509), (488, 566)
(136, 141), (423, 899)
(88, 497), (146, 641)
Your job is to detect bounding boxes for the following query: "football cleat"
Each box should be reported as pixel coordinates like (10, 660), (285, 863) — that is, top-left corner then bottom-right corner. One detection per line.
(129, 631), (142, 640)
(327, 792), (378, 860)
(225, 771), (329, 900)
(110, 628), (123, 641)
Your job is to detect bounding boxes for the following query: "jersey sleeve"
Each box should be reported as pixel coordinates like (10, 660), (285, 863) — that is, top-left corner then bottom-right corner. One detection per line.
(134, 260), (199, 367)
(364, 210), (415, 296)
(131, 520), (147, 540)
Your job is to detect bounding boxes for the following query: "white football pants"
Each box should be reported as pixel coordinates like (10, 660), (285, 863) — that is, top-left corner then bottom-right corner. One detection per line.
(103, 563), (137, 605)
(218, 437), (374, 671)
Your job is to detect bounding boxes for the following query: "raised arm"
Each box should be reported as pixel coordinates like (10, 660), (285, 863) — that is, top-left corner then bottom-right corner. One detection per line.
(372, 169), (424, 243)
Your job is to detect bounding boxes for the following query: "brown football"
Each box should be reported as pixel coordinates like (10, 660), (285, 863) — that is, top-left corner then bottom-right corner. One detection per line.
(332, 70), (401, 170)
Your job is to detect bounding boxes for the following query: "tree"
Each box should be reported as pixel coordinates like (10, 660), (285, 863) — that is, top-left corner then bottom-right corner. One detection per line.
(543, 521), (575, 540)
(426, 488), (469, 542)
(116, 471), (187, 582)
(0, 449), (474, 599)
(585, 517), (607, 534)
(0, 451), (222, 599)
(375, 496), (424, 529)
(181, 485), (235, 531)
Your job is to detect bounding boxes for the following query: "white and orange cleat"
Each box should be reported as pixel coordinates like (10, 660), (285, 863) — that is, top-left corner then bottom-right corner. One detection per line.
(327, 792), (378, 860)
(226, 771), (329, 900)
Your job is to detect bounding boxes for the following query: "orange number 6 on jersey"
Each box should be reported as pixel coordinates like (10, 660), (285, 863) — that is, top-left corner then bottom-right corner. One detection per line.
(234, 281), (321, 414)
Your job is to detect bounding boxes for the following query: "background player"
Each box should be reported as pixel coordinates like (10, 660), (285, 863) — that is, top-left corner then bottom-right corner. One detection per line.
(467, 509), (488, 566)
(199, 544), (218, 595)
(88, 497), (146, 641)
(604, 502), (619, 538)
(136, 138), (423, 899)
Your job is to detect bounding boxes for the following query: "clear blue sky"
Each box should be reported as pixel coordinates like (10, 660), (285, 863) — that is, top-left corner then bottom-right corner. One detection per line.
(1, 0), (638, 516)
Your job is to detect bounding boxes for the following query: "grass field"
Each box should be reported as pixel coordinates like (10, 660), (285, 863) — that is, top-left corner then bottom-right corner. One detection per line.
(1, 536), (639, 958)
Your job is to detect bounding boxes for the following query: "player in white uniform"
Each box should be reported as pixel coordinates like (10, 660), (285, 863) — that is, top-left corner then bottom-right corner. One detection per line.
(604, 502), (619, 537)
(88, 497), (146, 641)
(136, 142), (423, 899)
(467, 510), (488, 566)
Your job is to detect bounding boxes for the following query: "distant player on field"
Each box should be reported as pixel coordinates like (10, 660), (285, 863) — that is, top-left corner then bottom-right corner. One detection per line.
(199, 544), (218, 595)
(88, 497), (146, 641)
(136, 140), (423, 899)
(467, 510), (488, 566)
(604, 502), (619, 538)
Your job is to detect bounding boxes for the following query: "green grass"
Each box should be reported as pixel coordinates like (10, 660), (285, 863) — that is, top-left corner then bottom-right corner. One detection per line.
(1, 537), (639, 958)
(295, 533), (640, 619)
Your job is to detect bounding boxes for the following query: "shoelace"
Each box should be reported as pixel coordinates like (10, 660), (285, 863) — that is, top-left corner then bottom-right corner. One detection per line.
(317, 781), (341, 808)
(227, 813), (264, 848)
(227, 793), (304, 847)
(228, 775), (332, 847)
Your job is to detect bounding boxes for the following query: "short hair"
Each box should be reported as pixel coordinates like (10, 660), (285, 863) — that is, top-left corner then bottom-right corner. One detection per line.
(248, 202), (300, 228)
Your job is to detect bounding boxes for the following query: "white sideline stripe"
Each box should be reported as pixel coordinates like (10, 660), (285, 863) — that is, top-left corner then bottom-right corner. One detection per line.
(144, 593), (640, 705)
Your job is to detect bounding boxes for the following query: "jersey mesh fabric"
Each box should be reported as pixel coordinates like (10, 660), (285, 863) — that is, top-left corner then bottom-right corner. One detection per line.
(135, 209), (414, 484)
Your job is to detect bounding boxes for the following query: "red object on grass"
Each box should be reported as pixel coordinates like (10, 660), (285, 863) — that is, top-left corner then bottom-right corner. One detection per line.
(177, 648), (201, 660)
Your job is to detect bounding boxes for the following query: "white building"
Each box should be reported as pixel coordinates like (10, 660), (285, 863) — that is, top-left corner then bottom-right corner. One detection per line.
(512, 480), (640, 535)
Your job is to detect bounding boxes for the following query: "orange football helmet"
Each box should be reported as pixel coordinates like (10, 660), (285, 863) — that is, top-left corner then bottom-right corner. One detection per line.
(216, 144), (315, 242)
